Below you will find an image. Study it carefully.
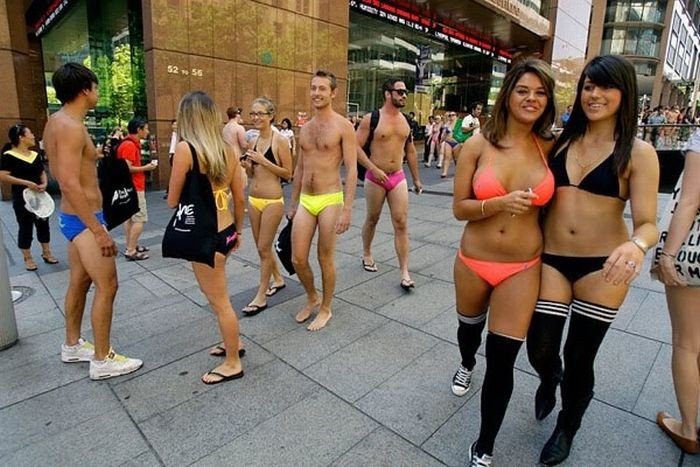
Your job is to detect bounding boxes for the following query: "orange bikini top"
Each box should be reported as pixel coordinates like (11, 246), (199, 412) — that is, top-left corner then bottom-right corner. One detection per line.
(472, 135), (554, 207)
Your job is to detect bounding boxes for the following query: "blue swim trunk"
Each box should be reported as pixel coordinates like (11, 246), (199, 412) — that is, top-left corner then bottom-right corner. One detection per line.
(59, 211), (106, 242)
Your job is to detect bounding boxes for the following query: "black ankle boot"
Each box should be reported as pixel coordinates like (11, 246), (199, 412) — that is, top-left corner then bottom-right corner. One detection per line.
(535, 381), (557, 421)
(540, 393), (593, 465)
(539, 422), (573, 466)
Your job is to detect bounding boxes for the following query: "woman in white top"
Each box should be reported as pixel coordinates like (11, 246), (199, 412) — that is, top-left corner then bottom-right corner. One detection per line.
(654, 130), (700, 454)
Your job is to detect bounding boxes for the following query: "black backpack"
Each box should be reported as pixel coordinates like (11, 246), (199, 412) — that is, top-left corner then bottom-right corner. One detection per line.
(358, 110), (412, 181)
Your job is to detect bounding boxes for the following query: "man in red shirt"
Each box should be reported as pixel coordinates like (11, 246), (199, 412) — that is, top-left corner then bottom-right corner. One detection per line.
(117, 118), (156, 260)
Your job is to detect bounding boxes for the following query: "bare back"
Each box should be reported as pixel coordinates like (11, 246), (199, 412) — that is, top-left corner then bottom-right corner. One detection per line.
(297, 111), (352, 194)
(368, 111), (412, 173)
(222, 121), (244, 157)
(44, 110), (101, 214)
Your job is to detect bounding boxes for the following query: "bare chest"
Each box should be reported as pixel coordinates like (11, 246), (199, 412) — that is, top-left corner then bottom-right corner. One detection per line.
(301, 122), (341, 151)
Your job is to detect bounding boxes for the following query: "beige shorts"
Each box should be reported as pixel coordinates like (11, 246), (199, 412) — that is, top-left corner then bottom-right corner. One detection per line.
(131, 191), (148, 223)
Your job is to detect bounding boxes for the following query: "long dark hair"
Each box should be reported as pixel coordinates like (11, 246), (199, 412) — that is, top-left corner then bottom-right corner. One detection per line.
(482, 58), (555, 147)
(551, 55), (638, 175)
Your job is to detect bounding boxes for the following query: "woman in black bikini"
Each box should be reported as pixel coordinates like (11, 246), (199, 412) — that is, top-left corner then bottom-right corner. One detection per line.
(240, 97), (292, 316)
(167, 91), (246, 385)
(526, 55), (660, 465)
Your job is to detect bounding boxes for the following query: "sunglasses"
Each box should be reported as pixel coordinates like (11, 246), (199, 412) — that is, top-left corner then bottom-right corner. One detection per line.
(390, 89), (408, 96)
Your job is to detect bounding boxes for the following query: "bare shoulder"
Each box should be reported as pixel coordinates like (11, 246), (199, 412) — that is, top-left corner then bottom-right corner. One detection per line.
(461, 133), (486, 159)
(631, 137), (657, 161)
(334, 112), (354, 132)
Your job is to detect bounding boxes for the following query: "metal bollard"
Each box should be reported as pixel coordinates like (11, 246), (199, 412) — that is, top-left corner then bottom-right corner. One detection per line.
(0, 226), (18, 350)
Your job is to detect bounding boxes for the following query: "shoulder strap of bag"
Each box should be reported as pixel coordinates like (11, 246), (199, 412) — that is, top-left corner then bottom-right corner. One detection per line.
(363, 110), (381, 156)
(186, 142), (201, 172)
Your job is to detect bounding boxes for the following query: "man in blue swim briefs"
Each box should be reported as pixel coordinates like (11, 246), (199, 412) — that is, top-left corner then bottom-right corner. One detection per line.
(289, 70), (358, 331)
(44, 63), (142, 380)
(356, 78), (423, 290)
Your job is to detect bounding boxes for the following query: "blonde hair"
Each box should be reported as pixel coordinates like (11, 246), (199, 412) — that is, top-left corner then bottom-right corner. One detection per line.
(177, 91), (229, 185)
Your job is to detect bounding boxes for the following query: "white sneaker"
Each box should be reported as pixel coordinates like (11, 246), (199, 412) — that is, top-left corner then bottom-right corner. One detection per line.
(89, 349), (143, 380)
(61, 338), (95, 363)
(469, 441), (492, 467)
(451, 365), (473, 396)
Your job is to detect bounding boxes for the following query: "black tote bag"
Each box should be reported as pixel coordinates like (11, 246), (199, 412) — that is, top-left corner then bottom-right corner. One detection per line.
(97, 155), (139, 230)
(162, 142), (218, 267)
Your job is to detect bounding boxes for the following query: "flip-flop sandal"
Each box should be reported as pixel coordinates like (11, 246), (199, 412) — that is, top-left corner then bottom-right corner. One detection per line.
(202, 369), (244, 385)
(41, 255), (59, 264)
(209, 345), (246, 357)
(265, 284), (287, 297)
(242, 303), (268, 316)
(136, 245), (150, 253)
(400, 279), (415, 290)
(362, 259), (378, 272)
(124, 251), (149, 261)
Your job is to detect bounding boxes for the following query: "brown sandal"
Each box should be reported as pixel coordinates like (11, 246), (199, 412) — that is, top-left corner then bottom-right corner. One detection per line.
(41, 254), (59, 264)
(24, 258), (38, 271)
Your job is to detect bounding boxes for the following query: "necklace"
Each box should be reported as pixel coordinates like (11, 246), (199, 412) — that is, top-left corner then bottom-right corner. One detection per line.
(572, 144), (607, 170)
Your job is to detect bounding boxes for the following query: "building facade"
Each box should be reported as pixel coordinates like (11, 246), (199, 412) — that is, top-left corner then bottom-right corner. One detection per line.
(1, 0), (553, 191)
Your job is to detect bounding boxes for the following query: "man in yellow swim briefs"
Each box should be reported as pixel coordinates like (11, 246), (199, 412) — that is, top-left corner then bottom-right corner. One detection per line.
(289, 70), (358, 331)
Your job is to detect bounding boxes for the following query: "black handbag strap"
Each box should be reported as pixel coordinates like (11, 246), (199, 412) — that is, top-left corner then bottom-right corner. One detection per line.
(186, 142), (201, 173)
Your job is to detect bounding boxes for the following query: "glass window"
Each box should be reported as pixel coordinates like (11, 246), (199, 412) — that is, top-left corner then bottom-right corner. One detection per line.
(672, 12), (680, 31)
(642, 0), (665, 23)
(629, 1), (644, 21)
(624, 28), (639, 54)
(637, 28), (660, 56)
(41, 0), (145, 137)
(348, 11), (493, 116)
(667, 32), (677, 65)
(611, 28), (626, 54)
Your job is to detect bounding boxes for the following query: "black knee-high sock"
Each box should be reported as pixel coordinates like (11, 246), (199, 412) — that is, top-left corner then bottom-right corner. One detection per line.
(560, 301), (615, 431)
(457, 312), (487, 370)
(526, 301), (569, 384)
(476, 332), (523, 456)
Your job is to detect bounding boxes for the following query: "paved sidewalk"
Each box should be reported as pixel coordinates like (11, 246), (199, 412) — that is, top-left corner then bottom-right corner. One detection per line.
(0, 163), (691, 466)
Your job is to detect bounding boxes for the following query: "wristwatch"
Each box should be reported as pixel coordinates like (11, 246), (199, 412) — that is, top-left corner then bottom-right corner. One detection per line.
(630, 236), (649, 254)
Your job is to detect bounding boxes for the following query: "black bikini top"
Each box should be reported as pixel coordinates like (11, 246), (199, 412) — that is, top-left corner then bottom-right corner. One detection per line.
(550, 144), (626, 200)
(253, 140), (277, 166)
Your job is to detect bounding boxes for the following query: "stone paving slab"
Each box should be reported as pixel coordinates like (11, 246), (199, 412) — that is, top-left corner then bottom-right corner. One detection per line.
(3, 408), (150, 467)
(355, 341), (478, 446)
(305, 321), (439, 403)
(194, 391), (378, 467)
(331, 427), (445, 467)
(137, 360), (319, 465)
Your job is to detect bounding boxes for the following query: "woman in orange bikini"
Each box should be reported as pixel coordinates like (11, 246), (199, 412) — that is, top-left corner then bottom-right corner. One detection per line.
(450, 58), (556, 467)
(168, 91), (246, 384)
(239, 97), (292, 316)
(526, 55), (659, 465)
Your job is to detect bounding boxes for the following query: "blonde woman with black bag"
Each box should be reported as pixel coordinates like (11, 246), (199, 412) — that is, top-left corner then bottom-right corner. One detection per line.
(166, 91), (246, 385)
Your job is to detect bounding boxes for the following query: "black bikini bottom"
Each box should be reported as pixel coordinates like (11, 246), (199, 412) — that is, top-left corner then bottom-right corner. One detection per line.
(541, 253), (607, 284)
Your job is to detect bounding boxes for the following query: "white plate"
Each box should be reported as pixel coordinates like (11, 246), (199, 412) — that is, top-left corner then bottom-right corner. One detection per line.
(23, 188), (55, 218)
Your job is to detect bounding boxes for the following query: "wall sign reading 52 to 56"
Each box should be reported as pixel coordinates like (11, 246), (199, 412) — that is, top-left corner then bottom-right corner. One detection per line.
(166, 65), (203, 77)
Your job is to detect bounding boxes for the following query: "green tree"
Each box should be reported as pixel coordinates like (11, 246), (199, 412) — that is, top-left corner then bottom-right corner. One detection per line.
(111, 44), (134, 126)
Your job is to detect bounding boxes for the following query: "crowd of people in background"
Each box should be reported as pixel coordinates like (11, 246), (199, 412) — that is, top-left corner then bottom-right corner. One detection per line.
(3, 55), (700, 466)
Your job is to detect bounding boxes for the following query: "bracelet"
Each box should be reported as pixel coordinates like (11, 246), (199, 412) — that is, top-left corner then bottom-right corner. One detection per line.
(660, 250), (676, 259)
(630, 236), (649, 254)
(480, 200), (487, 217)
